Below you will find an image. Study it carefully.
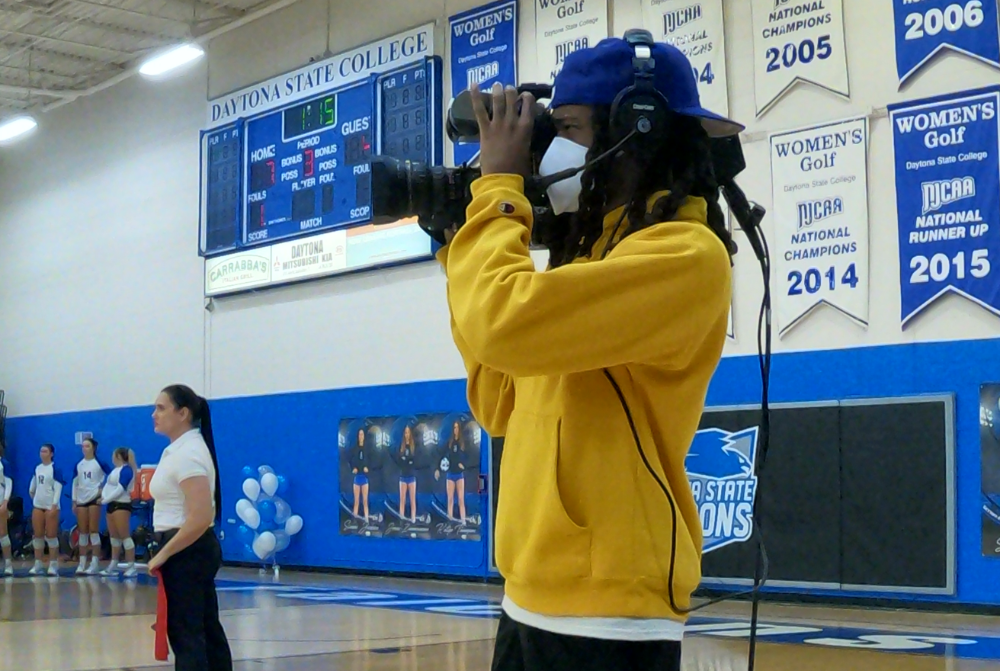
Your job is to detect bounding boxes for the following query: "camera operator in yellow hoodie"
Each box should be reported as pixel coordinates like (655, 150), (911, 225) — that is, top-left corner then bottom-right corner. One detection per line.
(437, 32), (744, 671)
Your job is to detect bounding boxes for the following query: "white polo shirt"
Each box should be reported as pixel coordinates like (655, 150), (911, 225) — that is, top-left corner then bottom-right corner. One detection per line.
(149, 428), (216, 532)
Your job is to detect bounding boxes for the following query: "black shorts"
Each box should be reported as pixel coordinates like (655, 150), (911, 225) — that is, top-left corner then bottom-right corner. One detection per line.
(107, 501), (132, 515)
(491, 611), (682, 671)
(77, 496), (101, 508)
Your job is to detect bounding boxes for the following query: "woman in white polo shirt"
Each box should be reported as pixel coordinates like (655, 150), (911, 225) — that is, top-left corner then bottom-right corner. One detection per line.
(146, 384), (232, 671)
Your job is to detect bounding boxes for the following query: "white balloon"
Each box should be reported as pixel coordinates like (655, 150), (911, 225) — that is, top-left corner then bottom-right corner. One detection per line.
(244, 508), (261, 530)
(258, 465), (275, 477)
(285, 515), (303, 536)
(273, 530), (290, 552)
(253, 531), (276, 560)
(242, 478), (261, 501)
(260, 472), (279, 497)
(236, 499), (253, 525)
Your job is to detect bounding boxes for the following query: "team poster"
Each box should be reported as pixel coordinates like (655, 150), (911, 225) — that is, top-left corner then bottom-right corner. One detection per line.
(889, 86), (1000, 327)
(770, 116), (870, 336)
(751, 0), (850, 117)
(535, 0), (609, 82)
(640, 0), (729, 116)
(450, 0), (518, 166)
(338, 413), (483, 541)
(893, 0), (1000, 88)
(982, 383), (1000, 557)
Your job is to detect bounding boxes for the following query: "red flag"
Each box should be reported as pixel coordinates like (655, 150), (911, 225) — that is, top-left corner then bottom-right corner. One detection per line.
(152, 568), (169, 661)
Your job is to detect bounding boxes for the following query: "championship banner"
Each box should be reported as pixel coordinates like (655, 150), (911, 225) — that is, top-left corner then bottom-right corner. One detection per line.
(893, 0), (1000, 87)
(535, 0), (609, 82)
(337, 413), (483, 541)
(770, 116), (870, 336)
(889, 87), (1000, 327)
(751, 0), (850, 117)
(640, 0), (729, 116)
(981, 383), (1000, 557)
(450, 0), (518, 166)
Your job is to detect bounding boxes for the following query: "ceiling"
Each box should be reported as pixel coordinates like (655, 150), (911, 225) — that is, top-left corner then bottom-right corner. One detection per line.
(0, 0), (300, 121)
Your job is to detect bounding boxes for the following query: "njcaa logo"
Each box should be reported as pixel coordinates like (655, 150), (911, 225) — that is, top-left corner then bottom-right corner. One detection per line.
(663, 4), (702, 35)
(921, 176), (975, 215)
(685, 427), (759, 553)
(796, 196), (844, 231)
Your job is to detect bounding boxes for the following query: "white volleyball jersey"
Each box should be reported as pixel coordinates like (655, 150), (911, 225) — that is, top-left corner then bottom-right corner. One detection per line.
(74, 458), (107, 504)
(101, 465), (134, 504)
(30, 463), (59, 510)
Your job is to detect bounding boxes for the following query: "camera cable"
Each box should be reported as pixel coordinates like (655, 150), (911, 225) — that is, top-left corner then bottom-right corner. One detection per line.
(602, 193), (772, 671)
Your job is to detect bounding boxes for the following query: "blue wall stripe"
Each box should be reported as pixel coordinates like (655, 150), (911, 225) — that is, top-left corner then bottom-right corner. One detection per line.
(4, 337), (1000, 603)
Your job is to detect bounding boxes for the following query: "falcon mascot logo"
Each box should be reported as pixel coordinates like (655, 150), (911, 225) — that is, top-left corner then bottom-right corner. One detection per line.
(685, 427), (760, 553)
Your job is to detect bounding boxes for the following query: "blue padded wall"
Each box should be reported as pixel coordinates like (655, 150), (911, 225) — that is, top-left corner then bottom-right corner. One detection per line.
(4, 337), (1000, 605)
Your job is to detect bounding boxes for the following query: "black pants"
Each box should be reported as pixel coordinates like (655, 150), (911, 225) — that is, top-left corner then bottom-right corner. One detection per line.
(491, 611), (682, 671)
(158, 530), (233, 671)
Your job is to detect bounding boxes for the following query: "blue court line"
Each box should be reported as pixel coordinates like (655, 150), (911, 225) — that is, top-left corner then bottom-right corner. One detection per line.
(210, 578), (1000, 661)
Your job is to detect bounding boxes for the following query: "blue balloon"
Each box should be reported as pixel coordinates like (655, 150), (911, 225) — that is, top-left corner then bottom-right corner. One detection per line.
(257, 518), (277, 532)
(276, 475), (289, 496)
(237, 525), (254, 545)
(243, 543), (256, 560)
(258, 499), (276, 524)
(242, 466), (256, 479)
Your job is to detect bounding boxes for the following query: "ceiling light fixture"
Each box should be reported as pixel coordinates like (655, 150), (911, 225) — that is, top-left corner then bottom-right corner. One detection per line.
(139, 43), (205, 78)
(0, 115), (38, 143)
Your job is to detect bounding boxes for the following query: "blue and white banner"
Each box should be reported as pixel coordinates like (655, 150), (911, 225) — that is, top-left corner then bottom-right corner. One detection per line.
(751, 0), (850, 117)
(685, 427), (759, 553)
(449, 0), (518, 166)
(770, 116), (870, 337)
(889, 87), (1000, 327)
(535, 0), (609, 83)
(641, 0), (729, 116)
(893, 0), (1000, 87)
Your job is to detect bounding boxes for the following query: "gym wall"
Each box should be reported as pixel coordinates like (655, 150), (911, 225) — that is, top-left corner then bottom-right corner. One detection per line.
(1, 0), (999, 606)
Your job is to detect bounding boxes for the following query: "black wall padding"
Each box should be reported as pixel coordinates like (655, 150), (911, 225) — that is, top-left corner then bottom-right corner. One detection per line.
(698, 407), (842, 584)
(839, 401), (948, 589)
(491, 437), (503, 568)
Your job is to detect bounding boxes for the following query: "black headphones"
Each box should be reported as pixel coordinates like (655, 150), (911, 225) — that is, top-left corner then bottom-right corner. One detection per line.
(609, 29), (671, 144)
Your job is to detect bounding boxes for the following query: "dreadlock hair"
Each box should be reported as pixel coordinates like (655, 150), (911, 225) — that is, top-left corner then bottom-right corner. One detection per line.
(547, 106), (737, 268)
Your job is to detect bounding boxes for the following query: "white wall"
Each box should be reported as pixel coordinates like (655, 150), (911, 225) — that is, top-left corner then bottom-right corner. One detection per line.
(2, 0), (999, 417)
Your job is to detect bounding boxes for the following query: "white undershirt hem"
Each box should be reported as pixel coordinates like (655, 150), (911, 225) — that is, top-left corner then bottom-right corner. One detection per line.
(502, 595), (685, 642)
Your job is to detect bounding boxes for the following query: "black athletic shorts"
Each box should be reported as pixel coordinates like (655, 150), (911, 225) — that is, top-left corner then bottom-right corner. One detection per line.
(491, 611), (682, 671)
(77, 496), (101, 508)
(107, 501), (132, 515)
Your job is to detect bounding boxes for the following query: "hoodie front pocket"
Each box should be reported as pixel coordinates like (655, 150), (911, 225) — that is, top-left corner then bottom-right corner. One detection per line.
(494, 413), (592, 582)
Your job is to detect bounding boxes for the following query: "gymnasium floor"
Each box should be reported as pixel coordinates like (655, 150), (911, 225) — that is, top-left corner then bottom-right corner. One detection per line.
(2, 566), (1000, 670)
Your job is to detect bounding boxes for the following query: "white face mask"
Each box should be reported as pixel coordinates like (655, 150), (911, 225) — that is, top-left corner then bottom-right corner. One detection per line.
(538, 136), (589, 215)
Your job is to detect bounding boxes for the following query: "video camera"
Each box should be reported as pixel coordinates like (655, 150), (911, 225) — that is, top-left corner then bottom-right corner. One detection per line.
(368, 83), (557, 244)
(368, 81), (763, 258)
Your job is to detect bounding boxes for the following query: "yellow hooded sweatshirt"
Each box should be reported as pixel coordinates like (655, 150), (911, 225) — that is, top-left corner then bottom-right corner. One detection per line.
(437, 173), (732, 622)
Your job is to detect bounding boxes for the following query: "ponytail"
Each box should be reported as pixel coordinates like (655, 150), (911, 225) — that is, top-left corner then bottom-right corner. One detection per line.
(197, 397), (224, 524)
(161, 384), (224, 524)
(116, 447), (138, 475)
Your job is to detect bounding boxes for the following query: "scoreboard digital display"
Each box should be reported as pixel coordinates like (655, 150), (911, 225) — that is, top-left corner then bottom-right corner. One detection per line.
(243, 81), (373, 247)
(198, 56), (443, 257)
(199, 123), (242, 255)
(376, 61), (436, 163)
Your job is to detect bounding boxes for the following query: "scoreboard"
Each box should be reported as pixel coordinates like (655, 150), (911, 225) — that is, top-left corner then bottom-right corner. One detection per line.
(198, 56), (442, 257)
(199, 124), (242, 254)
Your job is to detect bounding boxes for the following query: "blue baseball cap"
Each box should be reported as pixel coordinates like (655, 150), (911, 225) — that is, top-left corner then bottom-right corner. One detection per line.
(550, 36), (744, 138)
